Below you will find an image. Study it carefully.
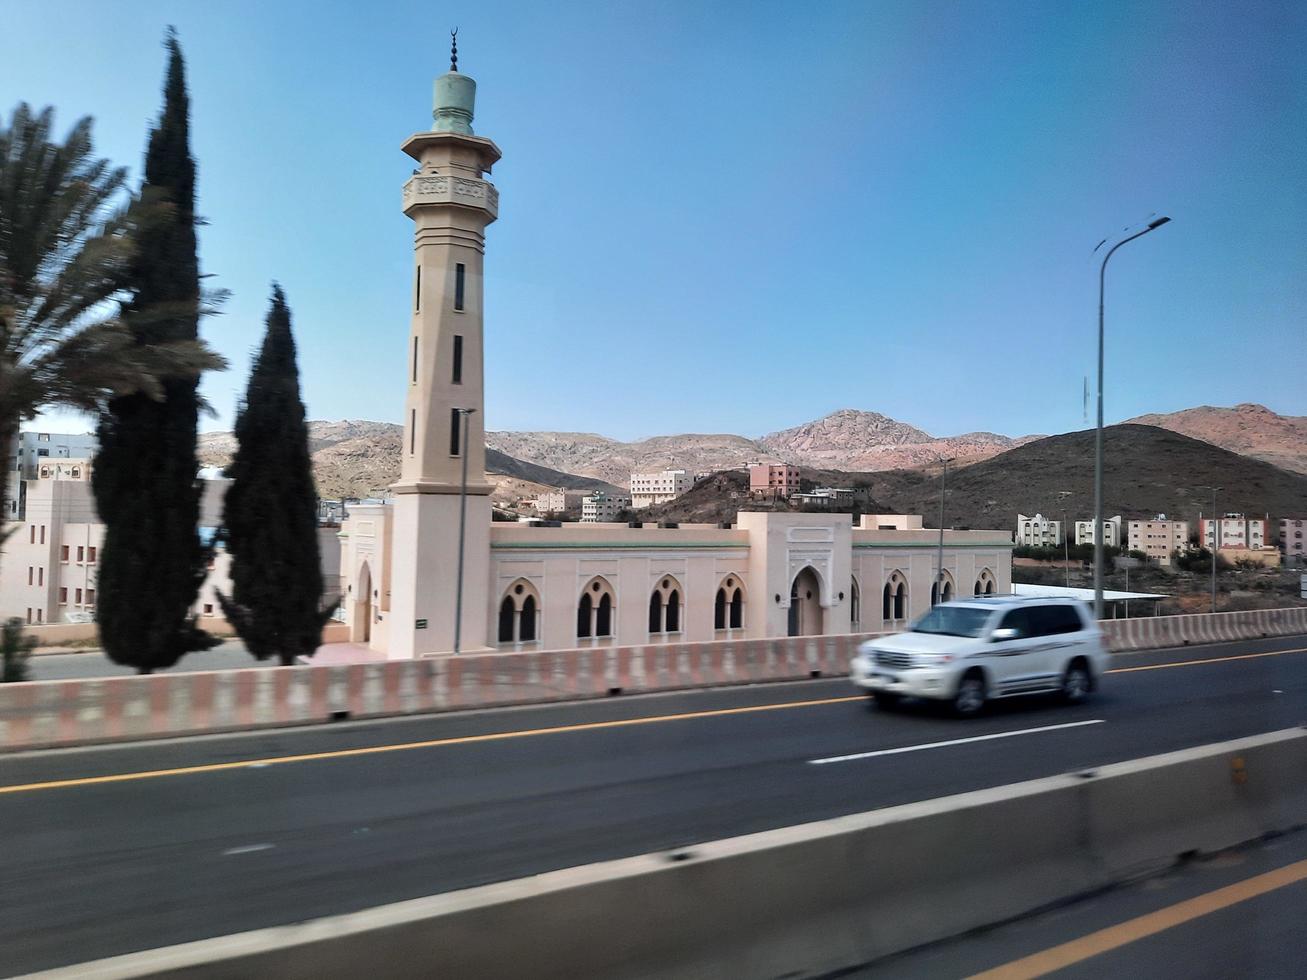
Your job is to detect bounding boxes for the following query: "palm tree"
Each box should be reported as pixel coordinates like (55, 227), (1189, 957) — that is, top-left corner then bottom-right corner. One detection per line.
(0, 103), (222, 559)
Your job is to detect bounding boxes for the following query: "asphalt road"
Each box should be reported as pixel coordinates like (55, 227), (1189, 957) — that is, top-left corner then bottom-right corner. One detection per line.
(2, 633), (1306, 975)
(27, 639), (262, 680)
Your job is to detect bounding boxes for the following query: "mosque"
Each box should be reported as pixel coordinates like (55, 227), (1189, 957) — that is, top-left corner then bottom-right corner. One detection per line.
(336, 50), (1013, 659)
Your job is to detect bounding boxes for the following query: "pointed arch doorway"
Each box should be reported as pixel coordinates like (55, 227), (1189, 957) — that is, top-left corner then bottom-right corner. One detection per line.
(787, 567), (824, 637)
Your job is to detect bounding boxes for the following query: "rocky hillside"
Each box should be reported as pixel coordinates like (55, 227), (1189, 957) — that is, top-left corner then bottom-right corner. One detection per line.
(198, 421), (617, 506)
(641, 425), (1307, 531)
(759, 409), (1041, 470)
(1127, 403), (1307, 475)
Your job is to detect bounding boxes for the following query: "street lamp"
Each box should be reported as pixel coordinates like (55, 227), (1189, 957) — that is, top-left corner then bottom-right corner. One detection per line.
(453, 407), (476, 654)
(1093, 216), (1171, 621)
(1198, 485), (1222, 614)
(934, 457), (954, 606)
(1056, 490), (1073, 589)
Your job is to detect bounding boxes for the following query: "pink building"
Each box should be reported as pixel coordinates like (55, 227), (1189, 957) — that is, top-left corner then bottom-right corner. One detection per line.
(749, 463), (800, 497)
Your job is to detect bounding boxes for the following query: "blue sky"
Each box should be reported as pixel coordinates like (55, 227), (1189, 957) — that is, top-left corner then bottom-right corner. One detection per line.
(6, 0), (1304, 441)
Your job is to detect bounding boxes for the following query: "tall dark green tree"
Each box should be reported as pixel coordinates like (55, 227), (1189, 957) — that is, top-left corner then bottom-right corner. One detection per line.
(94, 31), (219, 672)
(218, 285), (327, 665)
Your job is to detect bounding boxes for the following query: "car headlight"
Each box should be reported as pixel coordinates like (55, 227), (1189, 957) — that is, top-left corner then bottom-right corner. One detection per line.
(919, 653), (954, 665)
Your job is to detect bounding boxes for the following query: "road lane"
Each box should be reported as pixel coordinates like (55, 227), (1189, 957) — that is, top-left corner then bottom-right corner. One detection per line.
(2, 633), (1306, 974)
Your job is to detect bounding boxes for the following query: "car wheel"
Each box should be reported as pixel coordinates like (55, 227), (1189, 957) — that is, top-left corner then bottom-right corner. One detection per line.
(872, 691), (900, 710)
(1062, 662), (1091, 704)
(953, 674), (986, 717)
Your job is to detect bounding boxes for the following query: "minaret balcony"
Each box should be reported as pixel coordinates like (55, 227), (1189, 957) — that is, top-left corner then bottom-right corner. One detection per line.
(402, 174), (499, 220)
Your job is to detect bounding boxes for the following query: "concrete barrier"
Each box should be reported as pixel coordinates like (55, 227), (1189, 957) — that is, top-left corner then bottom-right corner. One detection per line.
(3, 605), (1306, 752)
(25, 728), (1307, 980)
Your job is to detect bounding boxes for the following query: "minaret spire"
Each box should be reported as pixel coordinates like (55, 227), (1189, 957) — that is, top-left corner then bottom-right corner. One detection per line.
(450, 28), (458, 72)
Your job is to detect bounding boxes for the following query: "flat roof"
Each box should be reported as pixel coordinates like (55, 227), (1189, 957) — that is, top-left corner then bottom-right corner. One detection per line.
(1012, 583), (1168, 602)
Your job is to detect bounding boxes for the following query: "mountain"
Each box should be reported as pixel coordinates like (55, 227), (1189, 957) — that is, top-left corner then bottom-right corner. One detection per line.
(484, 409), (1040, 486)
(640, 425), (1307, 530)
(197, 421), (617, 506)
(1126, 404), (1307, 475)
(758, 409), (1041, 471)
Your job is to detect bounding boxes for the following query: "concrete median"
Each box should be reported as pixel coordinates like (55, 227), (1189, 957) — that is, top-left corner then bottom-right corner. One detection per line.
(25, 728), (1307, 980)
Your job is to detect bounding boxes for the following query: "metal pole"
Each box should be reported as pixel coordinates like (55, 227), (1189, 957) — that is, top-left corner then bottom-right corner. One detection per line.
(1093, 216), (1170, 622)
(1211, 487), (1218, 614)
(453, 408), (475, 654)
(1064, 512), (1070, 588)
(935, 459), (949, 605)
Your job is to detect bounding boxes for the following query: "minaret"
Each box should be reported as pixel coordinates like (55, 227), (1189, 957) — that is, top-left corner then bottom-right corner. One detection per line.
(389, 35), (501, 657)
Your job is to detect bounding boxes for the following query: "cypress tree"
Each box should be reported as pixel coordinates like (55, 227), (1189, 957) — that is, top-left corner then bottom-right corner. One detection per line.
(218, 285), (327, 665)
(93, 30), (217, 672)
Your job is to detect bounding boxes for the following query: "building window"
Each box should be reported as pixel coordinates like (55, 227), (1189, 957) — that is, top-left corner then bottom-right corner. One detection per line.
(36, 608), (42, 623)
(851, 577), (861, 630)
(60, 545), (69, 561)
(88, 546), (96, 563)
(77, 546), (84, 562)
(26, 609), (31, 624)
(29, 525), (34, 544)
(883, 571), (908, 621)
(59, 588), (67, 603)
(39, 525), (45, 544)
(450, 409), (461, 456)
(410, 409), (417, 454)
(577, 577), (615, 640)
(414, 265), (421, 311)
(86, 588), (95, 605)
(38, 567), (43, 586)
(498, 580), (541, 645)
(412, 336), (419, 383)
(75, 588), (82, 604)
(203, 603), (214, 616)
(452, 335), (463, 384)
(648, 576), (682, 635)
(27, 566), (33, 585)
(454, 263), (465, 311)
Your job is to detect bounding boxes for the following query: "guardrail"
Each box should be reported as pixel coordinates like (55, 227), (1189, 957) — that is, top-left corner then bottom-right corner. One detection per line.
(2, 605), (1305, 752)
(28, 728), (1307, 979)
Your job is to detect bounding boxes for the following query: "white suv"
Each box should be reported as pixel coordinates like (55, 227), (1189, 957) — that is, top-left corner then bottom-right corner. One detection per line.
(850, 597), (1107, 716)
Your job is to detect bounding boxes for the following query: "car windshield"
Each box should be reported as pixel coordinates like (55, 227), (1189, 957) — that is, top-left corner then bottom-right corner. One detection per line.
(910, 605), (993, 638)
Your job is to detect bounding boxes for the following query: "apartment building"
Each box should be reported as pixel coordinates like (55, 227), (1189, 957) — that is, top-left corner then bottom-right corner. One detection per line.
(1015, 513), (1062, 547)
(581, 491), (631, 523)
(1200, 513), (1268, 551)
(1127, 515), (1190, 566)
(1279, 518), (1307, 564)
(1074, 516), (1121, 547)
(629, 470), (691, 509)
(791, 486), (873, 510)
(5, 431), (99, 519)
(749, 463), (800, 498)
(533, 490), (587, 516)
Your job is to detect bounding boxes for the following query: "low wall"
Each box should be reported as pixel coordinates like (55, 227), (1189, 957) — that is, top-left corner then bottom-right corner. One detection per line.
(29, 728), (1307, 979)
(2, 606), (1306, 753)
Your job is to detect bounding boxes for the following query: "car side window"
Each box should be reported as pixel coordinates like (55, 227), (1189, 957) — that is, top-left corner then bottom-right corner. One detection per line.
(998, 609), (1032, 638)
(1051, 604), (1084, 635)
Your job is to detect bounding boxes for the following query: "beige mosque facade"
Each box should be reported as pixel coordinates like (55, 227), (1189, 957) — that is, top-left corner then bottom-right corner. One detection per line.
(337, 60), (1013, 659)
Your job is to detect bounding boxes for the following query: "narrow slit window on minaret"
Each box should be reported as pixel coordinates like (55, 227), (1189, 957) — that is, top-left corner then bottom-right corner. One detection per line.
(450, 408), (461, 456)
(415, 266), (421, 311)
(454, 263), (465, 311)
(412, 337), (419, 383)
(409, 410), (416, 454)
(452, 335), (463, 384)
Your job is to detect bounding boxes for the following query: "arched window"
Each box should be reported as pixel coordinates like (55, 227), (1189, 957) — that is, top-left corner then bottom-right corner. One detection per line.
(577, 577), (616, 640)
(714, 575), (745, 632)
(975, 568), (997, 596)
(884, 571), (908, 623)
(498, 579), (541, 646)
(648, 576), (683, 635)
(931, 570), (955, 606)
(851, 577), (861, 630)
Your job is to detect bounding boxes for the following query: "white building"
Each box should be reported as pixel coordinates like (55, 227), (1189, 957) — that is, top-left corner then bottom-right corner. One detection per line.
(1200, 513), (1268, 551)
(5, 431), (99, 519)
(533, 490), (587, 516)
(629, 469), (690, 509)
(1074, 516), (1121, 547)
(581, 491), (631, 523)
(333, 58), (1015, 659)
(1015, 513), (1062, 547)
(1280, 518), (1307, 564)
(1127, 515), (1190, 566)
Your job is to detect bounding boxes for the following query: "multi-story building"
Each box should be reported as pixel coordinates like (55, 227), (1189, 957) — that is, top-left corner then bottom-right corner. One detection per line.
(1200, 513), (1268, 552)
(749, 463), (800, 498)
(1127, 515), (1190, 566)
(1279, 518), (1307, 564)
(581, 492), (631, 523)
(791, 487), (873, 510)
(1074, 516), (1121, 547)
(533, 490), (587, 516)
(5, 430), (99, 519)
(629, 470), (690, 509)
(1015, 513), (1062, 547)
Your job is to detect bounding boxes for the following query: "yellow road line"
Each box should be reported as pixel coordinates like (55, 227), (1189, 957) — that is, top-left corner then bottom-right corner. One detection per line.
(0, 694), (865, 795)
(1108, 646), (1307, 673)
(968, 857), (1307, 979)
(1, 643), (1303, 796)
